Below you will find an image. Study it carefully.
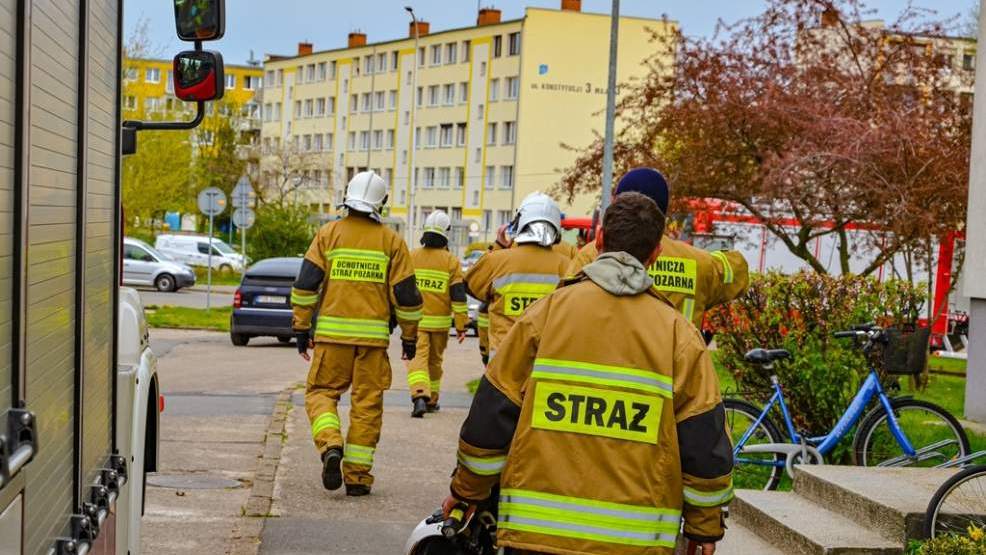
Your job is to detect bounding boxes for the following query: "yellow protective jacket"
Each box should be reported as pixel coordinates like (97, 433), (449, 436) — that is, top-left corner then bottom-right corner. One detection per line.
(567, 238), (749, 328)
(411, 246), (469, 333)
(464, 244), (570, 356)
(552, 241), (580, 260)
(291, 213), (423, 346)
(451, 258), (733, 554)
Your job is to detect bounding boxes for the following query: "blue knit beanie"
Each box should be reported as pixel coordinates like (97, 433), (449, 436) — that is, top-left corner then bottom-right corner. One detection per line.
(615, 168), (670, 214)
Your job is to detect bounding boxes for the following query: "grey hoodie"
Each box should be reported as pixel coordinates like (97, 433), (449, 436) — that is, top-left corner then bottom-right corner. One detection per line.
(582, 251), (653, 296)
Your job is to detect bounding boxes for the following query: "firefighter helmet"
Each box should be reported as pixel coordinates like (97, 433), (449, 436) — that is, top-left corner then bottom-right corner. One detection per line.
(515, 193), (562, 238)
(423, 210), (451, 238)
(343, 171), (389, 221)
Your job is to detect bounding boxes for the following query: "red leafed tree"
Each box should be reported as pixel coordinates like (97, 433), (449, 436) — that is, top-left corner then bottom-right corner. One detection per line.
(557, 0), (971, 277)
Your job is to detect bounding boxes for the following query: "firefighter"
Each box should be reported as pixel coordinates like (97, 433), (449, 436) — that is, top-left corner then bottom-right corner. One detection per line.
(291, 171), (423, 497)
(477, 225), (513, 366)
(568, 168), (749, 330)
(465, 194), (570, 360)
(408, 210), (470, 418)
(445, 192), (733, 555)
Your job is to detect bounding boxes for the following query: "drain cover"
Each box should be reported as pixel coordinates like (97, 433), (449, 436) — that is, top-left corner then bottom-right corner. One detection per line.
(147, 473), (243, 490)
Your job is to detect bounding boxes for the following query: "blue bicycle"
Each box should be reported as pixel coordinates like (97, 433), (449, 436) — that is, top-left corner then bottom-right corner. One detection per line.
(725, 324), (972, 491)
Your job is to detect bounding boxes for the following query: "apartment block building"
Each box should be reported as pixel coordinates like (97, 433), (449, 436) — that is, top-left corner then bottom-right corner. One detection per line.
(123, 57), (263, 118)
(260, 1), (674, 240)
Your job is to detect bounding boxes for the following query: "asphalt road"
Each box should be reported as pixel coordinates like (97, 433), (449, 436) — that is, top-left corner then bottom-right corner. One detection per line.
(137, 284), (237, 309)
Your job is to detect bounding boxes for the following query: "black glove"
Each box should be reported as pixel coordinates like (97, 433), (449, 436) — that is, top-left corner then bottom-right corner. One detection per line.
(402, 338), (417, 360)
(296, 330), (311, 354)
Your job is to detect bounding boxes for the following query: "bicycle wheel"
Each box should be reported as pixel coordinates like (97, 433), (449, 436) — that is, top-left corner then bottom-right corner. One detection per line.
(853, 399), (970, 467)
(924, 464), (986, 539)
(724, 398), (784, 491)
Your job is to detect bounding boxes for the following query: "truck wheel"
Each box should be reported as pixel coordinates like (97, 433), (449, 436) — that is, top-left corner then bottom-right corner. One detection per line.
(231, 332), (249, 346)
(155, 273), (176, 292)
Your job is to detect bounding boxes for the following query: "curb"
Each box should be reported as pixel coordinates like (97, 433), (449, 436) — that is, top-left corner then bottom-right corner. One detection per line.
(228, 384), (297, 555)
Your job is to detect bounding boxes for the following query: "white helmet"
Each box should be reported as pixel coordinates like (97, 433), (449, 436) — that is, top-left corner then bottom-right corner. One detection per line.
(343, 171), (388, 221)
(423, 210), (451, 238)
(514, 192), (562, 246)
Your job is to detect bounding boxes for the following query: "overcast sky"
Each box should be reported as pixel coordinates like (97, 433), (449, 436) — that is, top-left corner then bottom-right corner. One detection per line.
(126, 0), (975, 65)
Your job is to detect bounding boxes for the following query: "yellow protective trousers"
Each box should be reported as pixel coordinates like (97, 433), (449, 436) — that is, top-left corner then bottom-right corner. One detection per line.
(406, 330), (448, 406)
(306, 343), (391, 486)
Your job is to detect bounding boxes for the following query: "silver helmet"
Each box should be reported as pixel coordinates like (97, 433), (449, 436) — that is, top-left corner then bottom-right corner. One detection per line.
(514, 192), (561, 246)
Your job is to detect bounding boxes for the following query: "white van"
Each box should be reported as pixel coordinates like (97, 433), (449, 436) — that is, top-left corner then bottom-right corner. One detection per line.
(155, 234), (247, 273)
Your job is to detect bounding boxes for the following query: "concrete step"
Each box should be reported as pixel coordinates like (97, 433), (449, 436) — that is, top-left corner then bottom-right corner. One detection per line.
(793, 465), (961, 543)
(673, 522), (786, 555)
(732, 489), (903, 555)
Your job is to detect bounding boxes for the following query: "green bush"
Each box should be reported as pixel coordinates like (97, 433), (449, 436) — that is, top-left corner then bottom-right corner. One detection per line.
(907, 526), (986, 554)
(248, 204), (315, 263)
(707, 272), (925, 440)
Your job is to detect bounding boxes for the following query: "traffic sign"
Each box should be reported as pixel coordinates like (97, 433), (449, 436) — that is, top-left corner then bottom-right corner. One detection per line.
(233, 208), (256, 229)
(197, 187), (227, 216)
(231, 177), (255, 209)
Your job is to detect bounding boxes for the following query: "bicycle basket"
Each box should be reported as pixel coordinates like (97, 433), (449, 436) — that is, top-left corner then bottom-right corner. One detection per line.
(881, 327), (931, 375)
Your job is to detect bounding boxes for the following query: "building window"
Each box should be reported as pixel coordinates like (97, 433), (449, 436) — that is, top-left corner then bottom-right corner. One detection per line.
(454, 167), (464, 189)
(330, 61), (337, 79)
(350, 94), (358, 113)
(124, 95), (137, 110)
(440, 124), (454, 147)
(415, 127), (421, 147)
(400, 186), (407, 205)
(265, 70), (274, 85)
(391, 51), (399, 71)
(444, 83), (455, 105)
(438, 167), (451, 188)
(294, 100), (302, 118)
(389, 90), (397, 110)
(263, 103), (272, 121)
(424, 167), (435, 188)
(359, 131), (370, 150)
(417, 86), (424, 107)
(274, 102), (282, 121)
(277, 69), (284, 85)
(315, 98), (325, 116)
(376, 91), (386, 111)
(306, 64), (316, 81)
(500, 165), (514, 189)
(362, 93), (372, 112)
(426, 126), (438, 147)
(508, 32), (521, 56)
(497, 209), (511, 226)
(378, 52), (387, 72)
(146, 67), (160, 83)
(373, 130), (383, 150)
(403, 110), (410, 125)
(364, 55), (375, 74)
(313, 134), (323, 151)
(493, 35), (502, 57)
(462, 40), (471, 63)
(245, 74), (261, 90)
(303, 134), (312, 151)
(475, 147), (482, 163)
(964, 52), (976, 71)
(226, 74), (237, 89)
(348, 132), (356, 150)
(503, 121), (517, 145)
(418, 47), (426, 66)
(124, 67), (137, 81)
(342, 77), (348, 93)
(485, 166), (495, 190)
(431, 44), (442, 65)
(296, 65), (304, 82)
(486, 123), (497, 146)
(386, 129), (395, 149)
(325, 133), (334, 150)
(446, 43), (457, 64)
(482, 209), (492, 232)
(459, 82), (469, 103)
(165, 71), (174, 93)
(456, 123), (467, 146)
(402, 149), (408, 164)
(506, 76), (519, 99)
(304, 99), (314, 117)
(477, 104), (484, 120)
(317, 62), (327, 80)
(428, 85), (440, 106)
(479, 61), (487, 77)
(328, 96), (336, 114)
(490, 78), (500, 102)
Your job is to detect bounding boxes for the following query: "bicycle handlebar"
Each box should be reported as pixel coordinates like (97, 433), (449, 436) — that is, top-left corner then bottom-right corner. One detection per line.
(833, 331), (863, 339)
(442, 507), (466, 538)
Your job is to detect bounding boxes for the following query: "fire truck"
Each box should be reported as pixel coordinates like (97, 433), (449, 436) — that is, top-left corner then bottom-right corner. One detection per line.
(0, 1), (228, 552)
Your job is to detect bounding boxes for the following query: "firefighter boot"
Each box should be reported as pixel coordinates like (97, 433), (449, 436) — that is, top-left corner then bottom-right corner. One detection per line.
(321, 448), (343, 491)
(411, 397), (428, 418)
(346, 483), (371, 496)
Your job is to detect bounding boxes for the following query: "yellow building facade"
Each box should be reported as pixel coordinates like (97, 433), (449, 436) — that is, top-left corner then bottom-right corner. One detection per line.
(123, 57), (264, 119)
(260, 2), (674, 241)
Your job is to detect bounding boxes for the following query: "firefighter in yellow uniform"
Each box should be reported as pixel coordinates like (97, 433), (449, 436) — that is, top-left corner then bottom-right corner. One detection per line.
(567, 168), (749, 331)
(465, 194), (570, 360)
(291, 171), (423, 497)
(444, 192), (733, 555)
(408, 210), (470, 418)
(476, 226), (512, 365)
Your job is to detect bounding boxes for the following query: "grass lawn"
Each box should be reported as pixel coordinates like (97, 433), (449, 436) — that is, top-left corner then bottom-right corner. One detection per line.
(144, 305), (231, 332)
(927, 356), (967, 376)
(193, 267), (243, 287)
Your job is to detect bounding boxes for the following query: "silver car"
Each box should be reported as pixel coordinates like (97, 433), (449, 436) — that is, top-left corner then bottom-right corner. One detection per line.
(123, 237), (197, 292)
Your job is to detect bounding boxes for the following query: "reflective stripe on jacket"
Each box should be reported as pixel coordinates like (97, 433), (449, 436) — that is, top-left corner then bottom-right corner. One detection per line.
(567, 238), (749, 329)
(411, 246), (469, 332)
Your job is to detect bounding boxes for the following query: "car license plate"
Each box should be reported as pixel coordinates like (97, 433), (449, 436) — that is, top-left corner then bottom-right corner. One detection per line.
(257, 295), (286, 304)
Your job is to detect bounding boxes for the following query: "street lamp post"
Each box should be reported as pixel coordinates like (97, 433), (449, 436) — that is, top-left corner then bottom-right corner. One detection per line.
(600, 0), (620, 213)
(405, 6), (420, 245)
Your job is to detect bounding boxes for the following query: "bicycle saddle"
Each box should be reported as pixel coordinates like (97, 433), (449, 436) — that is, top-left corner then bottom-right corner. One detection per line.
(744, 348), (791, 364)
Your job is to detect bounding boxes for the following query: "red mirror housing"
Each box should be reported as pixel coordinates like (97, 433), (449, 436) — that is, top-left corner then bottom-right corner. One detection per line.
(173, 50), (224, 102)
(174, 0), (225, 42)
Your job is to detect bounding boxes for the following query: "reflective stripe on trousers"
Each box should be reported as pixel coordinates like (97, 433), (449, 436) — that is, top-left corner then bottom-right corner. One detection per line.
(499, 488), (681, 548)
(531, 358), (673, 398)
(311, 411), (340, 438)
(343, 443), (375, 467)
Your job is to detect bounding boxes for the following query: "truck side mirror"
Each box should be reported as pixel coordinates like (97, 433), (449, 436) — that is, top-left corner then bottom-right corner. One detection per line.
(173, 51), (225, 102)
(174, 0), (225, 42)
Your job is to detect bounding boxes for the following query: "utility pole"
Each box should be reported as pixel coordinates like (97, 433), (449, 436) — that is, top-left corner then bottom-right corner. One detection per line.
(600, 0), (620, 213)
(405, 5), (420, 245)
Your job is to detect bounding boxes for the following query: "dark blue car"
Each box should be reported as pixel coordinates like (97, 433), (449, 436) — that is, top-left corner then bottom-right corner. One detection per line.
(230, 257), (303, 346)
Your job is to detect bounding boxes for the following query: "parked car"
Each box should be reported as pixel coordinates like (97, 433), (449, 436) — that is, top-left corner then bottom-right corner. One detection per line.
(461, 249), (485, 273)
(123, 237), (196, 292)
(230, 257), (303, 346)
(155, 234), (247, 273)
